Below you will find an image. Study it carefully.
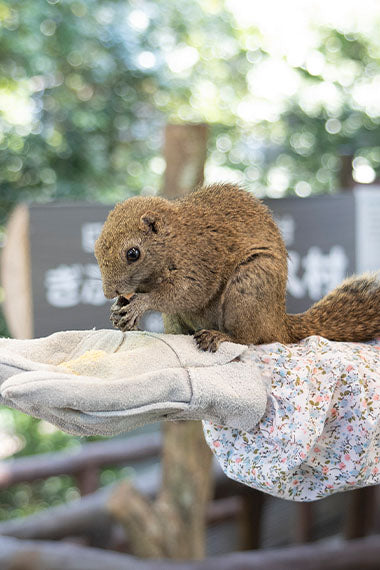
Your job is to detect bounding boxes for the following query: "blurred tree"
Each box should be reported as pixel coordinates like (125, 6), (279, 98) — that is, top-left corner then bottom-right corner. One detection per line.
(1, 0), (380, 224)
(0, 0), (163, 221)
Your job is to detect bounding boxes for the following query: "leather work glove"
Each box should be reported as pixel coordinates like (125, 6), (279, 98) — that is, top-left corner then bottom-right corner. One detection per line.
(0, 329), (268, 436)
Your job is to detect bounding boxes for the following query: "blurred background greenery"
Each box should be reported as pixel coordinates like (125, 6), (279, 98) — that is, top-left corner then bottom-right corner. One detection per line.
(1, 0), (380, 519)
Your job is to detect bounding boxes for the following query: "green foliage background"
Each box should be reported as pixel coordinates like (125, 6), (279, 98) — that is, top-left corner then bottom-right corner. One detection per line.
(0, 0), (380, 519)
(1, 0), (380, 226)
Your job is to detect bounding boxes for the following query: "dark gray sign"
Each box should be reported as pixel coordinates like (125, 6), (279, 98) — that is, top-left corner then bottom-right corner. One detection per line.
(266, 186), (380, 313)
(265, 194), (356, 314)
(29, 203), (113, 337)
(28, 188), (380, 337)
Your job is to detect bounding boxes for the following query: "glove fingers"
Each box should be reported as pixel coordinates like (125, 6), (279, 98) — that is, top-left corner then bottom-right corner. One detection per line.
(0, 331), (91, 364)
(6, 391), (184, 437)
(0, 329), (126, 373)
(1, 368), (191, 412)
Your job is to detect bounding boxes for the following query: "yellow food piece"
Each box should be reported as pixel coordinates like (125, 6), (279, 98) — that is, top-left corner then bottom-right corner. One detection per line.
(123, 293), (134, 300)
(57, 350), (107, 375)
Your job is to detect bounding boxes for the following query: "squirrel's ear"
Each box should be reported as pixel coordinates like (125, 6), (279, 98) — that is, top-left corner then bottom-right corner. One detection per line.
(139, 211), (162, 234)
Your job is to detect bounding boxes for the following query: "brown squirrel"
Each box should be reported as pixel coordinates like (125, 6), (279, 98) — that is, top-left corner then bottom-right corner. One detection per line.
(94, 183), (380, 351)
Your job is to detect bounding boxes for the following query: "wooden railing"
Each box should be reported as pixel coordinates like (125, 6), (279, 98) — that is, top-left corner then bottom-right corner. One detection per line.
(0, 432), (266, 547)
(0, 432), (161, 495)
(0, 432), (378, 550)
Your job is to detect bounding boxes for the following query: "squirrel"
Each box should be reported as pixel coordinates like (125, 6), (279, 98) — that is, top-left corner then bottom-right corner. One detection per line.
(94, 183), (380, 351)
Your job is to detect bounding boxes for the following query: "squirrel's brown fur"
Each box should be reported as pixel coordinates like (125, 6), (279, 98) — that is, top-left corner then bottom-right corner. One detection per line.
(94, 184), (380, 351)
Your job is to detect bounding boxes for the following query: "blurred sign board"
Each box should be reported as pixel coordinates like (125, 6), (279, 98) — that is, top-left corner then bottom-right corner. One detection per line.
(15, 186), (380, 337)
(29, 203), (113, 337)
(265, 186), (380, 313)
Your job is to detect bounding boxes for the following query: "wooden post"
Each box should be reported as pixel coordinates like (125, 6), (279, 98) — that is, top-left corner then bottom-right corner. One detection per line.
(237, 490), (265, 550)
(108, 123), (213, 560)
(295, 503), (313, 543)
(76, 466), (99, 497)
(161, 124), (208, 199)
(339, 153), (355, 191)
(158, 124), (213, 555)
(344, 486), (377, 539)
(1, 204), (33, 338)
(155, 422), (212, 558)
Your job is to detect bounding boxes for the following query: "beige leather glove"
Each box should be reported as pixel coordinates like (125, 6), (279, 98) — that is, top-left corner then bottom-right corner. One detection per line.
(0, 330), (268, 436)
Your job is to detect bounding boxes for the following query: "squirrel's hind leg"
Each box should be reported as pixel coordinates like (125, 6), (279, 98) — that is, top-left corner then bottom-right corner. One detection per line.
(219, 256), (289, 345)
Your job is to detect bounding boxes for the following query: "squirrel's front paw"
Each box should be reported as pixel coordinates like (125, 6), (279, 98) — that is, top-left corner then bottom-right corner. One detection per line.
(110, 295), (146, 331)
(110, 296), (133, 327)
(194, 329), (230, 352)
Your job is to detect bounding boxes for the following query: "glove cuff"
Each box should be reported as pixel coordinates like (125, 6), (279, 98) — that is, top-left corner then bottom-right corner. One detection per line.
(176, 360), (268, 431)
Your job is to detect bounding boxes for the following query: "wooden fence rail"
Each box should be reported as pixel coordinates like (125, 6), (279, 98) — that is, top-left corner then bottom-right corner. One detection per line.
(0, 445), (256, 545)
(0, 432), (161, 490)
(2, 535), (380, 570)
(1, 430), (379, 551)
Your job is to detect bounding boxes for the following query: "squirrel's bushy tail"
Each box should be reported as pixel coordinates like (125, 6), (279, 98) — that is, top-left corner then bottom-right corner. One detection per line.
(286, 273), (380, 343)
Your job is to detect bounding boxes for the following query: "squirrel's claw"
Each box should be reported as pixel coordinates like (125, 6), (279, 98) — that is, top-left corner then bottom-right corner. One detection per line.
(194, 329), (230, 352)
(110, 295), (145, 332)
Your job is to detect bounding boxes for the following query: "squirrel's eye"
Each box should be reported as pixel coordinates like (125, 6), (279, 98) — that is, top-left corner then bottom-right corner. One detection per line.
(126, 247), (140, 262)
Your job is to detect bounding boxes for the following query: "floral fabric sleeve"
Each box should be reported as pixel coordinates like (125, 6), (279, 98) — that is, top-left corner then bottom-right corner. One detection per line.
(203, 336), (380, 502)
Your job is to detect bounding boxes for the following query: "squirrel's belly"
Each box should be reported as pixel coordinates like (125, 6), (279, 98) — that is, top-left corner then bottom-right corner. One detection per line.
(180, 304), (221, 333)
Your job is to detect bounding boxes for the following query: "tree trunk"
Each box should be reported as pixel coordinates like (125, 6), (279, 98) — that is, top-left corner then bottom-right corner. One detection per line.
(161, 123), (208, 200)
(108, 123), (213, 560)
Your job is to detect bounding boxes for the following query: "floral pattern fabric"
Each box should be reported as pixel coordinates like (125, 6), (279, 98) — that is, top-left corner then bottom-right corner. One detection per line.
(203, 336), (380, 502)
